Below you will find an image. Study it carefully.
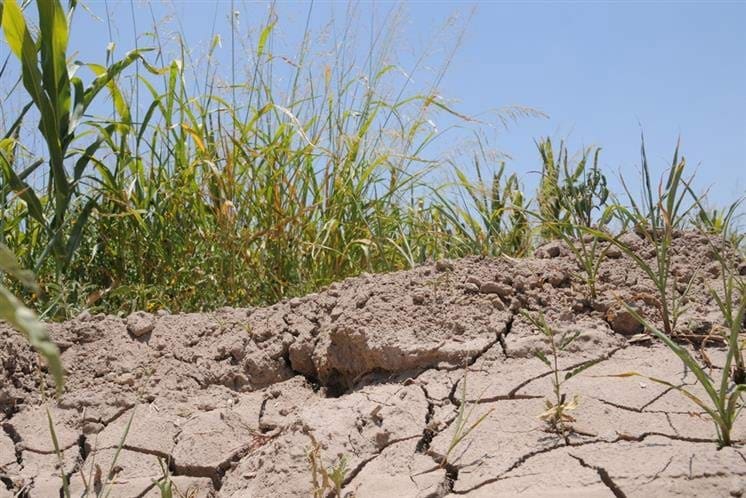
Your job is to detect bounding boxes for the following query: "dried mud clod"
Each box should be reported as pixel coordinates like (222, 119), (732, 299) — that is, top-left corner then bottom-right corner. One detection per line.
(0, 231), (744, 497)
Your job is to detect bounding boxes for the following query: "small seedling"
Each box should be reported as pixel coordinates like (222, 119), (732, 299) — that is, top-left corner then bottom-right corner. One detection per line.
(153, 457), (199, 498)
(442, 370), (494, 466)
(611, 300), (745, 448)
(521, 310), (601, 434)
(307, 434), (349, 498)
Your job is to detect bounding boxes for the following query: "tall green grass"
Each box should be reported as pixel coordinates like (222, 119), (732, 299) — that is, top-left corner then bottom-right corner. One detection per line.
(2, 1), (528, 318)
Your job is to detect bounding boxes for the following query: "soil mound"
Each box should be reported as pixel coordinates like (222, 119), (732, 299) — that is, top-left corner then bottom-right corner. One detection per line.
(1, 231), (744, 497)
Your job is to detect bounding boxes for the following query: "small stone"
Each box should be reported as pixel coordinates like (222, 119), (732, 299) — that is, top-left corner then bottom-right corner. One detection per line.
(115, 373), (136, 386)
(82, 422), (105, 435)
(706, 262), (720, 278)
(539, 242), (562, 258)
(606, 306), (644, 336)
(76, 310), (92, 321)
(466, 276), (482, 287)
(527, 276), (542, 289)
(126, 311), (155, 337)
(479, 282), (512, 297)
(435, 259), (454, 272)
(545, 270), (568, 288)
(606, 246), (622, 259)
(464, 283), (479, 293)
(490, 297), (505, 311)
(412, 293), (428, 305)
(509, 298), (522, 312)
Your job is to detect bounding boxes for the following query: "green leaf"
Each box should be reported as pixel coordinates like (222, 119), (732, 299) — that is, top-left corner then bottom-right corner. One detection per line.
(0, 152), (46, 228)
(0, 286), (63, 394)
(0, 243), (38, 290)
(64, 197), (96, 267)
(533, 350), (551, 367)
(564, 357), (604, 380)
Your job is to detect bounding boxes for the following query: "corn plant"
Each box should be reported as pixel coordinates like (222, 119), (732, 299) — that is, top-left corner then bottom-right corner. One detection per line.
(521, 310), (602, 434)
(612, 301), (745, 447)
(693, 200), (745, 249)
(1, 1), (511, 318)
(536, 137), (563, 239)
(0, 0), (149, 275)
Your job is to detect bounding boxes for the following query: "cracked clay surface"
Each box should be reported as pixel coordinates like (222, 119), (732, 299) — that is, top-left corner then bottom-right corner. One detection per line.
(1, 230), (744, 497)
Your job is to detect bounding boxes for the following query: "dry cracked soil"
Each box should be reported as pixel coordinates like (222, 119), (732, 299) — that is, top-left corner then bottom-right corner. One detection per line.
(1, 230), (745, 497)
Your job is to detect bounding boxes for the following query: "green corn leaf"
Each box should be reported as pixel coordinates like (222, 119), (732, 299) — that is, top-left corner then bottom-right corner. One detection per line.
(621, 303), (722, 412)
(38, 0), (71, 130)
(0, 153), (47, 228)
(0, 286), (63, 394)
(0, 243), (38, 290)
(64, 197), (96, 267)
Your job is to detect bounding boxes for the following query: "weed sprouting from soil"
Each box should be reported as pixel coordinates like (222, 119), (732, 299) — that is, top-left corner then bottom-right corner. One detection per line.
(604, 139), (698, 336)
(306, 434), (349, 498)
(534, 139), (612, 301)
(611, 298), (745, 448)
(521, 310), (602, 434)
(442, 370), (494, 466)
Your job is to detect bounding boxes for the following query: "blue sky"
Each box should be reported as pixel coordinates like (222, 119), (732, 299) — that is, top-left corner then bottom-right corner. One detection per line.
(61, 1), (746, 206)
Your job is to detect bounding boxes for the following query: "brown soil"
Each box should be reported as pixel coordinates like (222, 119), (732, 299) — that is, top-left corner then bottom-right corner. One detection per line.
(1, 231), (745, 497)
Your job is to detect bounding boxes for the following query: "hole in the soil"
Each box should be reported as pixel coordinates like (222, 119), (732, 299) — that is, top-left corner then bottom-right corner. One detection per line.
(324, 374), (349, 398)
(416, 386), (436, 453)
(443, 462), (459, 494)
(281, 350), (325, 394)
(0, 474), (15, 492)
(1, 422), (23, 466)
(77, 434), (89, 462)
(416, 428), (435, 453)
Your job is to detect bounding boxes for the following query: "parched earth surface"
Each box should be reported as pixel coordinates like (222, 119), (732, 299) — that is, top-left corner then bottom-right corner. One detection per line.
(1, 230), (745, 497)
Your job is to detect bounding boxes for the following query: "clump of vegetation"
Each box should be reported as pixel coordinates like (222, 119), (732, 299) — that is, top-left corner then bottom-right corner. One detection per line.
(442, 142), (533, 258)
(2, 0), (515, 319)
(521, 310), (601, 434)
(605, 140), (697, 336)
(534, 138), (612, 301)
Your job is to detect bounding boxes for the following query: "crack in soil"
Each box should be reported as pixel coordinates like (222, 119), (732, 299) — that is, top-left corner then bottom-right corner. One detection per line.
(450, 430), (732, 495)
(0, 472), (15, 493)
(415, 386), (436, 453)
(570, 454), (627, 498)
(1, 422), (23, 466)
(333, 434), (420, 497)
(594, 391), (702, 416)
